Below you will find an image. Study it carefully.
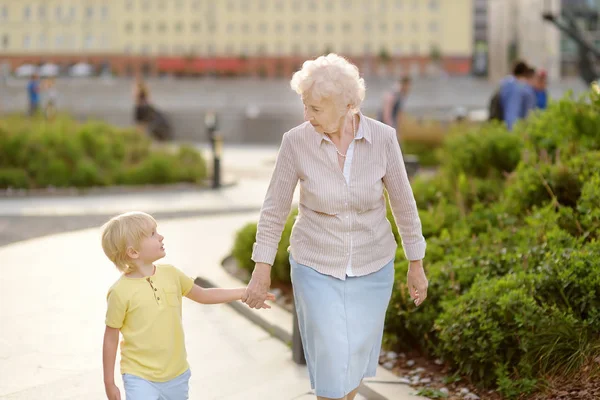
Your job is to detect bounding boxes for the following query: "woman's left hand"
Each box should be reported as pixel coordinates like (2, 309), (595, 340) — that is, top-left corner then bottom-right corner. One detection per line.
(407, 260), (428, 306)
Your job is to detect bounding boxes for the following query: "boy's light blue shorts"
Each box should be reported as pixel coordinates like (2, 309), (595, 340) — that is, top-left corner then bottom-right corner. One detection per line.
(123, 369), (191, 400)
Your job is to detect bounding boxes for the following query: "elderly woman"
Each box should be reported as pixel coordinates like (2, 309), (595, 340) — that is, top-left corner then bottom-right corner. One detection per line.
(242, 54), (428, 400)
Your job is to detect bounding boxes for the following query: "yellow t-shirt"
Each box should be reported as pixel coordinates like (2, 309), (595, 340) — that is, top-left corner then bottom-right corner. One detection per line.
(105, 264), (195, 382)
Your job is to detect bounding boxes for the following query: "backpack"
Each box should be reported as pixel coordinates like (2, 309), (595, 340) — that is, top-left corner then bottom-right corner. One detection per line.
(488, 90), (504, 121)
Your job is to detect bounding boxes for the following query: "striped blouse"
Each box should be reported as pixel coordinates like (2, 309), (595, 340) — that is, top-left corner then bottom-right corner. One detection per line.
(251, 113), (426, 280)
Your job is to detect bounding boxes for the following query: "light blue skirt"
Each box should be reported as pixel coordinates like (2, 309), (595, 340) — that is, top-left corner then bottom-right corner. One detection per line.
(290, 255), (395, 399)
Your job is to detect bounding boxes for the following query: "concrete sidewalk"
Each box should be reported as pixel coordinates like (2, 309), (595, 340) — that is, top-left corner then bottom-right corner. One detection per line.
(0, 213), (428, 399)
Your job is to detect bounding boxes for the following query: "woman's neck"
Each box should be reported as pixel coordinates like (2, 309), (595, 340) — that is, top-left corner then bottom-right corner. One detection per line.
(327, 113), (356, 141)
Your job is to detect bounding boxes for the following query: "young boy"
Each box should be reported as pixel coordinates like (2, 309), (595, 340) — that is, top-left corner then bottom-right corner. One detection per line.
(101, 211), (274, 400)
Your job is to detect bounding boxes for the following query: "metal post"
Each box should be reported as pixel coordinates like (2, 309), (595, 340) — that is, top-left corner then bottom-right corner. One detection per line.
(292, 303), (306, 365)
(212, 133), (222, 189)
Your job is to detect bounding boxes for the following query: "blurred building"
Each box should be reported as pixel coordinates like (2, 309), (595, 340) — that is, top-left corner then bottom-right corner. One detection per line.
(560, 0), (600, 77)
(488, 0), (562, 82)
(472, 0), (489, 77)
(1, 0), (474, 78)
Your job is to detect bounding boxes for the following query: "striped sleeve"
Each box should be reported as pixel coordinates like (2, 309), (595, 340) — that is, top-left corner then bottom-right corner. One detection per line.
(251, 132), (299, 265)
(382, 131), (426, 261)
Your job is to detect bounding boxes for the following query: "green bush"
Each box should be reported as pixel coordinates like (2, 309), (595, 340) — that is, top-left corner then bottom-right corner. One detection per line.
(0, 168), (29, 188)
(0, 115), (206, 189)
(231, 209), (298, 285)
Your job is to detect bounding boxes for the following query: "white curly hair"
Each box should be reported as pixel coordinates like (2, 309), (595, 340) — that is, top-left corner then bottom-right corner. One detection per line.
(290, 53), (366, 114)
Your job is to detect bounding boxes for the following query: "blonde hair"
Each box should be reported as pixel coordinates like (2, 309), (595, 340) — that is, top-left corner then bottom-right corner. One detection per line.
(101, 211), (157, 273)
(290, 53), (366, 114)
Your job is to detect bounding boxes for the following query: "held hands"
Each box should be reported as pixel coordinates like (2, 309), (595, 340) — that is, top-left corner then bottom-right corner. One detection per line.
(105, 383), (121, 400)
(242, 263), (273, 309)
(407, 259), (428, 307)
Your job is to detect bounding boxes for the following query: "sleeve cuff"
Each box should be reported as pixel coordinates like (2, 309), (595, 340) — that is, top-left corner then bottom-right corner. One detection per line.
(403, 239), (427, 261)
(251, 242), (278, 266)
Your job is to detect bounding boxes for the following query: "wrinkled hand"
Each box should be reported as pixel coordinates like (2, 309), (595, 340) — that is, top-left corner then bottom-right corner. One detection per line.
(407, 260), (428, 307)
(105, 383), (121, 400)
(242, 263), (272, 309)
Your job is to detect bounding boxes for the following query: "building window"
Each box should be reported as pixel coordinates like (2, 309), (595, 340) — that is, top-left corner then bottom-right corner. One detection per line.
(395, 0), (403, 8)
(175, 0), (184, 10)
(364, 22), (372, 32)
(86, 6), (93, 19)
(1, 6), (8, 20)
(394, 44), (403, 55)
(257, 43), (266, 54)
(412, 0), (418, 10)
(192, 22), (201, 32)
(141, 45), (151, 55)
(275, 0), (284, 11)
(158, 0), (166, 10)
(379, 0), (387, 11)
(56, 35), (64, 48)
(158, 22), (166, 32)
(343, 0), (353, 8)
(292, 43), (301, 54)
(69, 6), (76, 19)
(38, 33), (46, 49)
(326, 23), (334, 33)
(175, 22), (184, 33)
(429, 0), (439, 10)
(364, 42), (372, 54)
(101, 6), (109, 20)
(259, 22), (267, 33)
(395, 22), (403, 32)
(159, 44), (169, 54)
(85, 34), (93, 49)
(192, 1), (201, 10)
(325, 0), (334, 10)
(241, 0), (249, 11)
(411, 42), (419, 54)
(124, 45), (133, 54)
(2, 34), (9, 49)
(412, 21), (419, 32)
(258, 0), (267, 10)
(225, 43), (234, 54)
(55, 6), (62, 19)
(276, 23), (284, 33)
(227, 23), (234, 33)
(363, 0), (370, 11)
(241, 43), (249, 55)
(227, 0), (235, 11)
(142, 22), (151, 33)
(293, 1), (302, 11)
(141, 0), (151, 10)
(293, 23), (301, 33)
(23, 35), (31, 48)
(343, 22), (351, 33)
(125, 22), (133, 33)
(380, 23), (387, 33)
(308, 23), (318, 32)
(23, 6), (31, 21)
(242, 23), (249, 33)
(126, 0), (134, 10)
(429, 21), (438, 32)
(308, 0), (317, 11)
(275, 42), (284, 55)
(38, 5), (46, 19)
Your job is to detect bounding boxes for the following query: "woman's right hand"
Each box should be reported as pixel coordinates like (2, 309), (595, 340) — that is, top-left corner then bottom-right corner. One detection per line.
(242, 263), (272, 309)
(105, 383), (121, 400)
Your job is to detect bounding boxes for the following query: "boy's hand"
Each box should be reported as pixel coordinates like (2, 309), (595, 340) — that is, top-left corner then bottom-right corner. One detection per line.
(105, 383), (121, 400)
(255, 292), (277, 309)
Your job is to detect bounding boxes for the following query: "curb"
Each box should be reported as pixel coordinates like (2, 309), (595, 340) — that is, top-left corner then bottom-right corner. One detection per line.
(195, 264), (422, 400)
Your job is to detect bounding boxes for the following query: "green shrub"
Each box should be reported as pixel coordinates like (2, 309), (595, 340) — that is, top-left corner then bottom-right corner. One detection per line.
(0, 168), (29, 188)
(0, 115), (206, 189)
(441, 123), (523, 180)
(232, 223), (258, 275)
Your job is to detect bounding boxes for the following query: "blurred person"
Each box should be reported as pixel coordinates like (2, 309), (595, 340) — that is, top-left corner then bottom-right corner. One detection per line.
(380, 76), (411, 133)
(243, 54), (428, 400)
(132, 77), (151, 132)
(499, 61), (537, 130)
(27, 73), (41, 116)
(43, 77), (58, 121)
(533, 69), (549, 110)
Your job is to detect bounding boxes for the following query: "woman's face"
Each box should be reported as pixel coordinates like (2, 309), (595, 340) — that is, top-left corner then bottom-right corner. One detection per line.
(302, 91), (345, 134)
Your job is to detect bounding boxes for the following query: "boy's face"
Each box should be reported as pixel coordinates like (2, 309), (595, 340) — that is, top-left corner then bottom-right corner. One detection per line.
(134, 227), (166, 263)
